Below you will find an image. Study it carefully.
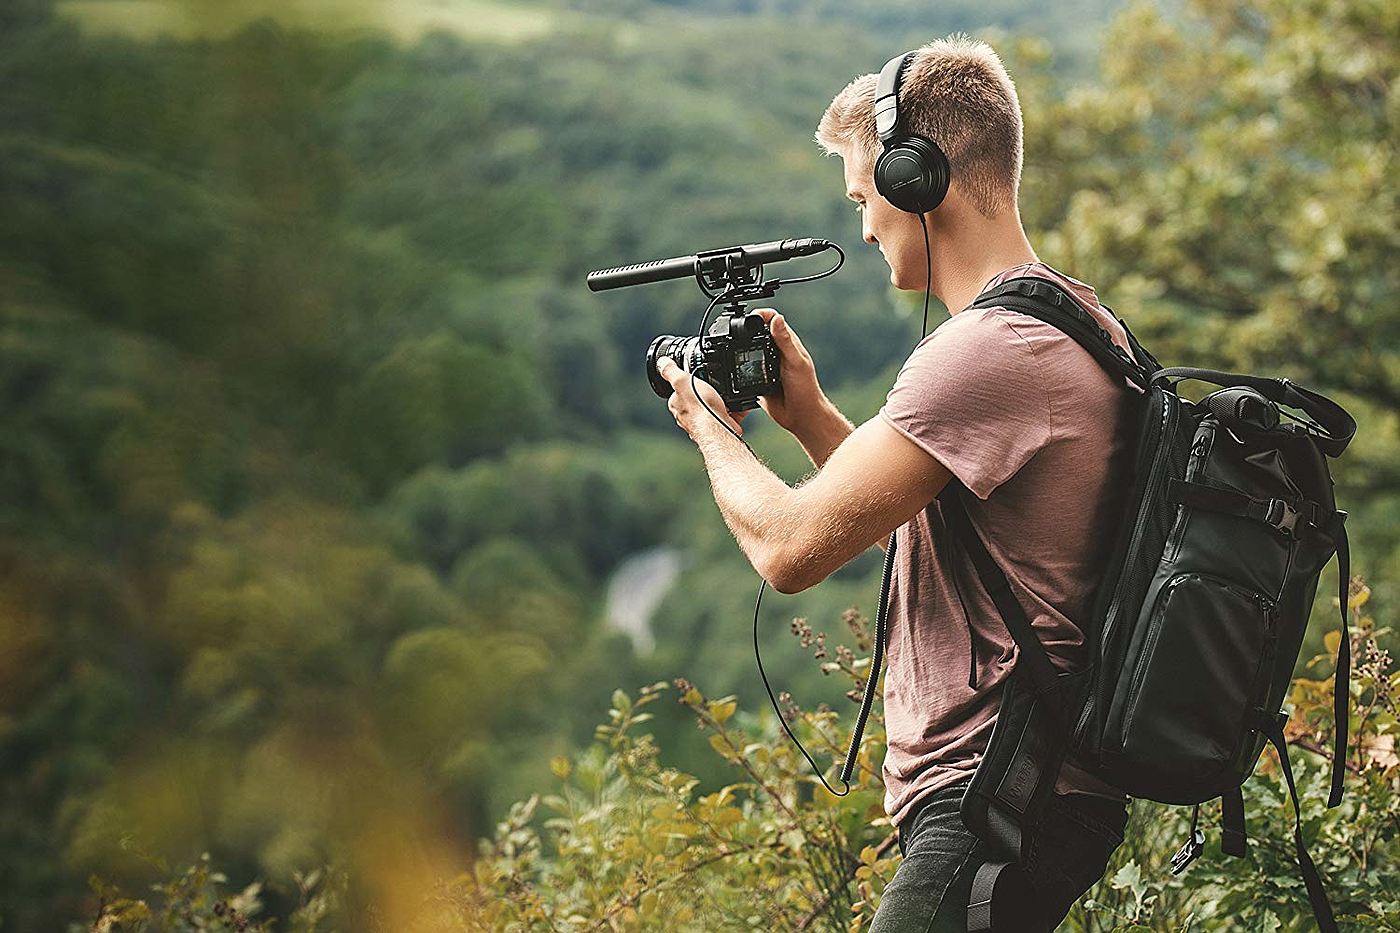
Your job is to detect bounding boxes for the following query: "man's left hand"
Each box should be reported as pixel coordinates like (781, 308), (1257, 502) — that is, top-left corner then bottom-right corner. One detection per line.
(656, 356), (749, 440)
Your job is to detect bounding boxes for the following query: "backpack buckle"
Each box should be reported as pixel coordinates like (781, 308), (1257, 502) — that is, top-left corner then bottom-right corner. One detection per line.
(1265, 498), (1300, 536)
(1169, 828), (1206, 875)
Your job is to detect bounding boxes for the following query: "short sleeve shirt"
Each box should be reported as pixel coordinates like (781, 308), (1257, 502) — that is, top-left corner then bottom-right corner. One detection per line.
(878, 262), (1140, 829)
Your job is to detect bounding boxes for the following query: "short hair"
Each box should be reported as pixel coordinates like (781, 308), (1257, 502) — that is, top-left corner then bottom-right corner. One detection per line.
(815, 35), (1024, 219)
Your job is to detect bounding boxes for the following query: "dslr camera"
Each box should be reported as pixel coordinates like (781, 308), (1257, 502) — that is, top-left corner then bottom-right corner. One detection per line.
(586, 238), (839, 413)
(645, 311), (779, 412)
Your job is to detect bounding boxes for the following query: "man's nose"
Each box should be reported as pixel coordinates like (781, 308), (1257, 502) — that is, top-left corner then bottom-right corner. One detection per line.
(862, 217), (877, 246)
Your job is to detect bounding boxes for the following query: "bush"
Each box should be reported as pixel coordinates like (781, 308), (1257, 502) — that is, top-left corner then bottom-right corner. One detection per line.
(83, 578), (1396, 931)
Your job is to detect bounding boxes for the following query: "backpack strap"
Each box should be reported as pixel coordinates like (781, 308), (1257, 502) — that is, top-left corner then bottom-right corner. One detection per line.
(1328, 512), (1351, 808)
(970, 277), (1154, 393)
(1166, 478), (1323, 538)
(1151, 368), (1357, 458)
(1220, 785), (1248, 857)
(938, 479), (1061, 703)
(1257, 709), (1339, 933)
(967, 860), (1037, 933)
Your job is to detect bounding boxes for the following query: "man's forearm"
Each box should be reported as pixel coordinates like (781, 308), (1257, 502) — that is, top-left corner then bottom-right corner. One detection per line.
(689, 419), (806, 585)
(790, 399), (892, 553)
(793, 398), (855, 468)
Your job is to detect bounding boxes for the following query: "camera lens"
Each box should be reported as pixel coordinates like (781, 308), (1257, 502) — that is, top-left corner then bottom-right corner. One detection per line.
(646, 335), (699, 398)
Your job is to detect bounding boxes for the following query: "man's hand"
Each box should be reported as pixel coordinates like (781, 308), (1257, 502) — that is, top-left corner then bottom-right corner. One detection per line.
(749, 309), (830, 435)
(656, 356), (749, 440)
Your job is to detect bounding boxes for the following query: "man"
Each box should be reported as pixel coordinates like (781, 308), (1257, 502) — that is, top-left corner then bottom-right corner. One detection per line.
(656, 35), (1136, 931)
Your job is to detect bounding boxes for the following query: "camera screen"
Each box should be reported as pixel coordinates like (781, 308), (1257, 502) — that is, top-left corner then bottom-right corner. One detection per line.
(733, 347), (768, 388)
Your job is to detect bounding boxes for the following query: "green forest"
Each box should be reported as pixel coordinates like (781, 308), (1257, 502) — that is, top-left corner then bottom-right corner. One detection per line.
(0, 0), (1395, 929)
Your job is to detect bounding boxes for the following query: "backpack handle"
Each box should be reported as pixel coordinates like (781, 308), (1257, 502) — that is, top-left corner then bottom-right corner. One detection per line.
(1150, 367), (1356, 457)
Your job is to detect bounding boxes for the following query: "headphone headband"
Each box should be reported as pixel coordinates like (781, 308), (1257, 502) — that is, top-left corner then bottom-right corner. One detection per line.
(874, 52), (912, 143)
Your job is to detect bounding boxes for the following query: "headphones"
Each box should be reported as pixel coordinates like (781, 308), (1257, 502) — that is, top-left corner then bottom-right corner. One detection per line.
(873, 51), (951, 215)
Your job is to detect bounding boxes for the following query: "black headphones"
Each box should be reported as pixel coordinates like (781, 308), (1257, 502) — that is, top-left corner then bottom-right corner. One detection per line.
(873, 51), (951, 215)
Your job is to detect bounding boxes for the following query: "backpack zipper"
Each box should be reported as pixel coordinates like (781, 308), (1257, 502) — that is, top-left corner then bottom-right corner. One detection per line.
(1161, 426), (1215, 565)
(1117, 575), (1276, 752)
(1072, 390), (1177, 748)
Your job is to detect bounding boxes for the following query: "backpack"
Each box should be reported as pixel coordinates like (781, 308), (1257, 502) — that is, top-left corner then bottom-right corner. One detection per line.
(843, 275), (1358, 932)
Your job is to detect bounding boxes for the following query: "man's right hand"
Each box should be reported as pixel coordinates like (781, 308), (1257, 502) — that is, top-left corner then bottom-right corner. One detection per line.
(752, 308), (829, 435)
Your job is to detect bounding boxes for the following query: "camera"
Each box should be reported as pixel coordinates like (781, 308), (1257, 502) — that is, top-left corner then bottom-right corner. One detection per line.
(646, 311), (781, 411)
(585, 236), (842, 414)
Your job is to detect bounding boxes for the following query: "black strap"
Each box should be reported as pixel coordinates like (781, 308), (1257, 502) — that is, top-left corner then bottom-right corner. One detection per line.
(1259, 713), (1338, 933)
(1106, 304), (1162, 374)
(967, 860), (1042, 933)
(969, 277), (1153, 393)
(1220, 786), (1248, 857)
(938, 479), (1061, 704)
(1166, 477), (1321, 537)
(1329, 514), (1350, 808)
(1151, 367), (1357, 458)
(967, 862), (1006, 932)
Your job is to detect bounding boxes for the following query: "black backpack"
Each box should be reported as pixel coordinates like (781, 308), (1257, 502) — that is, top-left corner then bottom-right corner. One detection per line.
(844, 276), (1357, 932)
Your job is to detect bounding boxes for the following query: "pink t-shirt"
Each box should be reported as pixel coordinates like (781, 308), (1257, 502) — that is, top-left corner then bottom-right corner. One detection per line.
(878, 262), (1138, 829)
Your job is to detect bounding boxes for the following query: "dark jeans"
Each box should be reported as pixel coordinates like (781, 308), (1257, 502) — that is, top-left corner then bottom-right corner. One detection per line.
(869, 778), (1128, 932)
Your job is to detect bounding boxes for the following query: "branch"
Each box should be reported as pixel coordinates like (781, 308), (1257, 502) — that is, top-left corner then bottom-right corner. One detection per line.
(1288, 736), (1361, 775)
(795, 830), (899, 931)
(587, 842), (776, 932)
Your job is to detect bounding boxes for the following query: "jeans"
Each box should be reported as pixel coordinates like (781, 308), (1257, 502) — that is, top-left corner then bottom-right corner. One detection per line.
(868, 777), (1128, 933)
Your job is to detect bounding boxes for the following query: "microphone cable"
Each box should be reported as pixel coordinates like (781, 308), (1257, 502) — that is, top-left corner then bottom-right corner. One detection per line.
(832, 213), (935, 790)
(745, 217), (936, 798)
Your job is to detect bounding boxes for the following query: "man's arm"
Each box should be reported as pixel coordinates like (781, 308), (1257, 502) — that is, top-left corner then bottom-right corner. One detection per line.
(791, 398), (854, 469)
(657, 357), (951, 594)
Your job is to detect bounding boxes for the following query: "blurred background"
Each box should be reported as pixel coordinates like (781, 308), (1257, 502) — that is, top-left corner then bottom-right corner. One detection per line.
(0, 0), (1394, 928)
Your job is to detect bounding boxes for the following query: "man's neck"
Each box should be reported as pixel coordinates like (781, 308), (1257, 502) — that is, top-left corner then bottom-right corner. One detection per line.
(930, 211), (1040, 315)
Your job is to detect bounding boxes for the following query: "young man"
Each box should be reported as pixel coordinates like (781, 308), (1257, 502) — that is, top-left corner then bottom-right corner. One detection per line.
(656, 35), (1136, 931)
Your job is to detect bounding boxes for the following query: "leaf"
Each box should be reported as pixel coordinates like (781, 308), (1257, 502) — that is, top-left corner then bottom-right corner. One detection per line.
(683, 688), (703, 706)
(708, 733), (732, 758)
(1110, 861), (1147, 907)
(859, 845), (879, 865)
(1324, 629), (1342, 656)
(708, 698), (737, 723)
(611, 688), (631, 714)
(549, 755), (572, 780)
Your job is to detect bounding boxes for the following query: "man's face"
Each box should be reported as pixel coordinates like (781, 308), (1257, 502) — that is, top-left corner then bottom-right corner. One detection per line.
(842, 145), (928, 291)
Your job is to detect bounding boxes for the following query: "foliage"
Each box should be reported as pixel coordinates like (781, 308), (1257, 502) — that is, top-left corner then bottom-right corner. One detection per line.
(81, 851), (345, 932)
(0, 0), (1393, 926)
(81, 576), (1397, 930)
(1021, 0), (1399, 598)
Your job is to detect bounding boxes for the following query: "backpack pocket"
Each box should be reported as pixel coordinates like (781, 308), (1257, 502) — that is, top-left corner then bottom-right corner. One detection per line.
(1106, 571), (1277, 801)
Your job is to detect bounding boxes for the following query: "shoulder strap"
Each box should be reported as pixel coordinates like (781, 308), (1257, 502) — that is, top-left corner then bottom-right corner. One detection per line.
(970, 276), (1155, 393)
(938, 478), (1061, 703)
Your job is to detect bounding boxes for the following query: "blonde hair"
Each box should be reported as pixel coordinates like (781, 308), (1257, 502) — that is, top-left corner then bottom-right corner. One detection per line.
(815, 35), (1024, 218)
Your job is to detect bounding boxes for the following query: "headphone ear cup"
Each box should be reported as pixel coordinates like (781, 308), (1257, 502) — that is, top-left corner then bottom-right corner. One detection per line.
(874, 136), (950, 214)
